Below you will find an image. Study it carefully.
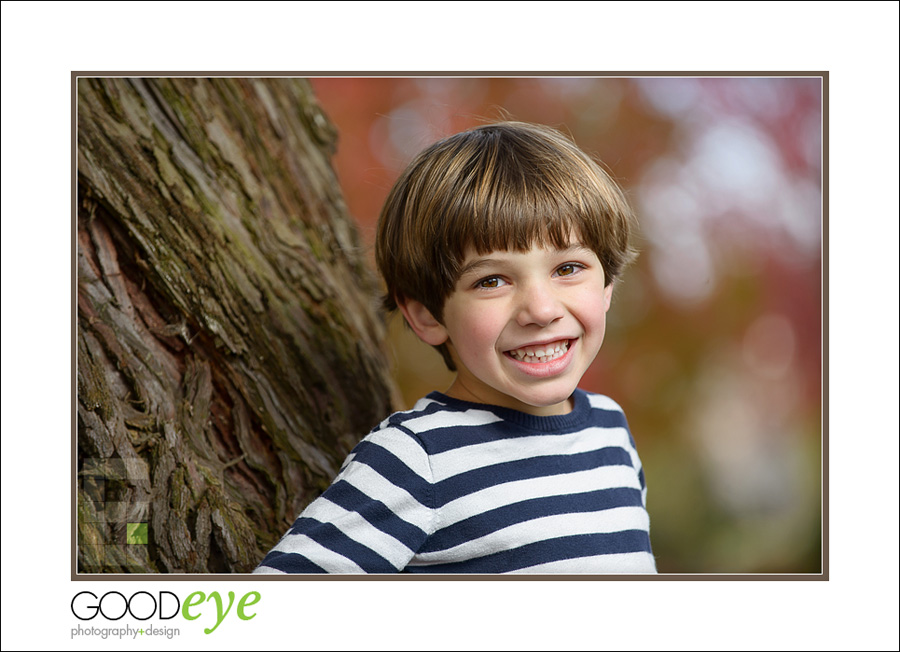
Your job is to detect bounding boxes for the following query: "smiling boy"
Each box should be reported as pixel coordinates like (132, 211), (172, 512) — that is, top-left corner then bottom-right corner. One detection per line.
(255, 122), (656, 574)
(402, 243), (613, 416)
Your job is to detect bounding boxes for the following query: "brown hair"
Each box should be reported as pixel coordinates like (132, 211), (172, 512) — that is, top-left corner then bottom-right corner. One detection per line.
(375, 121), (638, 369)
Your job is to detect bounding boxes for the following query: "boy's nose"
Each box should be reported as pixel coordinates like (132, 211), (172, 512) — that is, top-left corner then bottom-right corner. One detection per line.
(516, 282), (565, 327)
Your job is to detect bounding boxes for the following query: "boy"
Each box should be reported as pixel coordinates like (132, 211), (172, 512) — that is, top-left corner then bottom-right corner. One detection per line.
(255, 122), (656, 574)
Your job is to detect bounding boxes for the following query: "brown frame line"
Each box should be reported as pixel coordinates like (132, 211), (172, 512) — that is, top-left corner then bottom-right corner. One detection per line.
(71, 71), (828, 582)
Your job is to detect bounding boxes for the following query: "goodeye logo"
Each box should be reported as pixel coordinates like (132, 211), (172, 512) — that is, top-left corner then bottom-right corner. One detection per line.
(71, 589), (260, 638)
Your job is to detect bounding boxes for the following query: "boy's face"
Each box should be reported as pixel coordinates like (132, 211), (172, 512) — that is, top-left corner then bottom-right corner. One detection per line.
(403, 240), (614, 416)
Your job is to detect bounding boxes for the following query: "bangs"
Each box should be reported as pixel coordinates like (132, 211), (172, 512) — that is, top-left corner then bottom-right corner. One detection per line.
(444, 169), (605, 258)
(431, 129), (621, 288)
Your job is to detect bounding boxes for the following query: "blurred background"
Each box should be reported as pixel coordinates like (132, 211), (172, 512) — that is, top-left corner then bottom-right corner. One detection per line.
(310, 76), (823, 574)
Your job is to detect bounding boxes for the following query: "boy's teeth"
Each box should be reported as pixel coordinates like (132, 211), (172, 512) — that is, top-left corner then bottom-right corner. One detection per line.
(509, 340), (569, 362)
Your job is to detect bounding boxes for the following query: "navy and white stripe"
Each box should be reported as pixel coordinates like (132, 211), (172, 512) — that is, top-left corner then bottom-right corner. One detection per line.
(255, 390), (656, 574)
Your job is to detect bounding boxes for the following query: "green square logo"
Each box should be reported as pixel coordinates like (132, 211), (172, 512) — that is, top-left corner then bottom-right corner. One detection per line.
(126, 522), (148, 545)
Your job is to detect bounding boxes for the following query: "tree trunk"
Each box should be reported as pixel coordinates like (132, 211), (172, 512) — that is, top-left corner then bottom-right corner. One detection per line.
(77, 77), (397, 573)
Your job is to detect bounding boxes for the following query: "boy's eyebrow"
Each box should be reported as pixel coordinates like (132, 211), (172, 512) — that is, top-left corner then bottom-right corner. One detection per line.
(458, 257), (501, 278)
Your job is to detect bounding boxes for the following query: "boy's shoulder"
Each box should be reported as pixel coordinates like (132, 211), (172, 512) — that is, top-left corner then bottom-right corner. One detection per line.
(581, 391), (628, 416)
(362, 392), (508, 456)
(338, 393), (503, 474)
(378, 392), (505, 434)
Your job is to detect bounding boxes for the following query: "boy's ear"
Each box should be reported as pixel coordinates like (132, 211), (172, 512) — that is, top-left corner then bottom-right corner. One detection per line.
(603, 282), (615, 312)
(398, 298), (449, 346)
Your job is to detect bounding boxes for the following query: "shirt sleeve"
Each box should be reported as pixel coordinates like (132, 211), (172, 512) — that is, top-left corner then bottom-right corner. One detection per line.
(588, 393), (649, 508)
(618, 407), (648, 509)
(254, 425), (435, 573)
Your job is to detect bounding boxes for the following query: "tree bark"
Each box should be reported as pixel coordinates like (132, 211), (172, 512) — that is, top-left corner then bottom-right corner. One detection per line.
(76, 77), (397, 573)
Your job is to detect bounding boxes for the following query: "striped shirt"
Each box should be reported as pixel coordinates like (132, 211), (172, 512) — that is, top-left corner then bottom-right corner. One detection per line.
(255, 390), (656, 574)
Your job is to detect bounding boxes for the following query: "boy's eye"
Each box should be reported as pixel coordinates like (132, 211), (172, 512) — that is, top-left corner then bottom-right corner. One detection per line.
(476, 276), (506, 289)
(556, 263), (582, 277)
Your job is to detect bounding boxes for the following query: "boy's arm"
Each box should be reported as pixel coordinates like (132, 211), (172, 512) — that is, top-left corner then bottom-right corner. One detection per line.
(589, 393), (649, 507)
(254, 426), (434, 573)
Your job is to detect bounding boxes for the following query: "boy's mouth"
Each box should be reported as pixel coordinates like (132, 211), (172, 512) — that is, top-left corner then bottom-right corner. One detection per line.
(506, 339), (572, 363)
